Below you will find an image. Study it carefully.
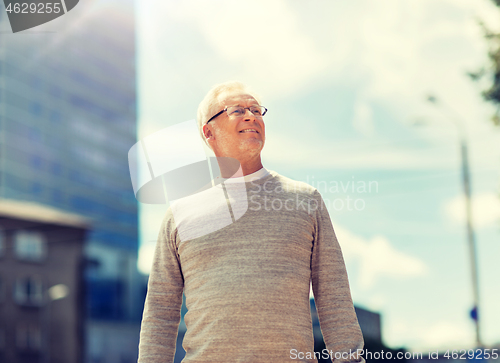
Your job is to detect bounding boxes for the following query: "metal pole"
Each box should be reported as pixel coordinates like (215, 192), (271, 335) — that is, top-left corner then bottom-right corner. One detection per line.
(426, 95), (482, 347)
(459, 139), (482, 347)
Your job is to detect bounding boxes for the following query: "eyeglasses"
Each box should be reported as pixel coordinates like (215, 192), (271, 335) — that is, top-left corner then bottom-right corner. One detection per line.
(206, 105), (267, 124)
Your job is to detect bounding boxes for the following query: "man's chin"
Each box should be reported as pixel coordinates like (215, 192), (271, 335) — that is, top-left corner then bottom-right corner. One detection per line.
(243, 139), (264, 152)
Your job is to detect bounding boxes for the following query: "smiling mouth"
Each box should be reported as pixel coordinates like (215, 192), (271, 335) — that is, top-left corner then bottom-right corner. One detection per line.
(239, 129), (259, 133)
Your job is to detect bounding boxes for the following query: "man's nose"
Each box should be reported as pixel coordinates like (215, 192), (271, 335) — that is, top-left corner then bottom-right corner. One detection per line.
(243, 108), (255, 120)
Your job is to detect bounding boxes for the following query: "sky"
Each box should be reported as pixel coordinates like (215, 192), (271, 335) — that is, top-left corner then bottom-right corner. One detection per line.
(135, 0), (500, 353)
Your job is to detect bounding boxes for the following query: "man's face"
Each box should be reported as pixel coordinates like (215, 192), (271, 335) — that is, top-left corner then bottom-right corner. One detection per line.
(204, 91), (266, 160)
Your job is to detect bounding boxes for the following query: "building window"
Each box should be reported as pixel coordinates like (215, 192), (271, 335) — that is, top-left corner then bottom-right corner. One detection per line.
(30, 102), (42, 116)
(14, 231), (47, 262)
(16, 323), (42, 351)
(51, 161), (62, 175)
(50, 110), (61, 123)
(30, 155), (42, 170)
(87, 277), (125, 320)
(14, 276), (44, 306)
(31, 182), (42, 195)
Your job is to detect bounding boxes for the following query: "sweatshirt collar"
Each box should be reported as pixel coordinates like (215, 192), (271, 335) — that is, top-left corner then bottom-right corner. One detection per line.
(219, 167), (270, 184)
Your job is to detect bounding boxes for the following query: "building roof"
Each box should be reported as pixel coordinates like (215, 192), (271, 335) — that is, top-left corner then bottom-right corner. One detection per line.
(0, 199), (91, 229)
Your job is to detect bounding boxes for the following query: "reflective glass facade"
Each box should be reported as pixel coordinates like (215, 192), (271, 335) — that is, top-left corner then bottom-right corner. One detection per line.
(0, 1), (142, 361)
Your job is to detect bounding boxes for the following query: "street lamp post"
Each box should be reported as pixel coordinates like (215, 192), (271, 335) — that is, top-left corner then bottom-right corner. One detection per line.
(426, 95), (482, 348)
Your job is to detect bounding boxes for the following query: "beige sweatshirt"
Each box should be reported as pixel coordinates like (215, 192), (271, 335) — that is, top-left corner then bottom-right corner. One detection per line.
(138, 170), (365, 363)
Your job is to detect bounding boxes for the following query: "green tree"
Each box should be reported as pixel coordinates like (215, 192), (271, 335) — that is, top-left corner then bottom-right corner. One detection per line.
(469, 0), (500, 126)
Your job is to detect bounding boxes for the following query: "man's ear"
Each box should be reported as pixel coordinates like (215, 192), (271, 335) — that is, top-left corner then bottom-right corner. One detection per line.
(203, 124), (214, 141)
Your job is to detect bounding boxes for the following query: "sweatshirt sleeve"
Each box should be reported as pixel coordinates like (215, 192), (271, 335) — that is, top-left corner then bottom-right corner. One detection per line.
(138, 209), (184, 363)
(310, 190), (365, 363)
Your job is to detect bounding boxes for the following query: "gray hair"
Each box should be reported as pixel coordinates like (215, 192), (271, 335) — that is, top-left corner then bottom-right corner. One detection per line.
(197, 81), (261, 147)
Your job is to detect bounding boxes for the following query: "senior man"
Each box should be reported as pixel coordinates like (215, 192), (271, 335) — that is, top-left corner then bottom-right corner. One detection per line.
(138, 81), (365, 363)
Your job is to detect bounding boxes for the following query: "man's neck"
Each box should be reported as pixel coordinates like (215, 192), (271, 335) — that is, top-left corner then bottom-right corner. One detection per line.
(215, 154), (263, 177)
(240, 159), (264, 176)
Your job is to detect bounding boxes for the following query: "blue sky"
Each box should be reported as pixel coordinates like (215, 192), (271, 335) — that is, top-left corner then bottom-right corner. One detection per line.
(135, 0), (500, 353)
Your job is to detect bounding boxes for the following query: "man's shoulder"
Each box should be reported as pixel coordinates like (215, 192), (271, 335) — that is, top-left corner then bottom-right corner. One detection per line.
(159, 206), (177, 231)
(264, 170), (319, 196)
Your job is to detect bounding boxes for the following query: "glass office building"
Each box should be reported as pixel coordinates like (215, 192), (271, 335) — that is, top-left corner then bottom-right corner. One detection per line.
(0, 1), (142, 362)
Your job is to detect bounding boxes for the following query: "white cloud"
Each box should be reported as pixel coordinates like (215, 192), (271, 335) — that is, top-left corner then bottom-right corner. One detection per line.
(352, 99), (375, 136)
(264, 132), (458, 170)
(139, 0), (500, 172)
(386, 319), (474, 352)
(444, 191), (500, 228)
(364, 293), (388, 312)
(335, 225), (429, 289)
(415, 321), (475, 351)
(171, 0), (328, 99)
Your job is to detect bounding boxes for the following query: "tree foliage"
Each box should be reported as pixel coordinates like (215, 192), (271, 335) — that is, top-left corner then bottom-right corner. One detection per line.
(469, 2), (500, 126)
